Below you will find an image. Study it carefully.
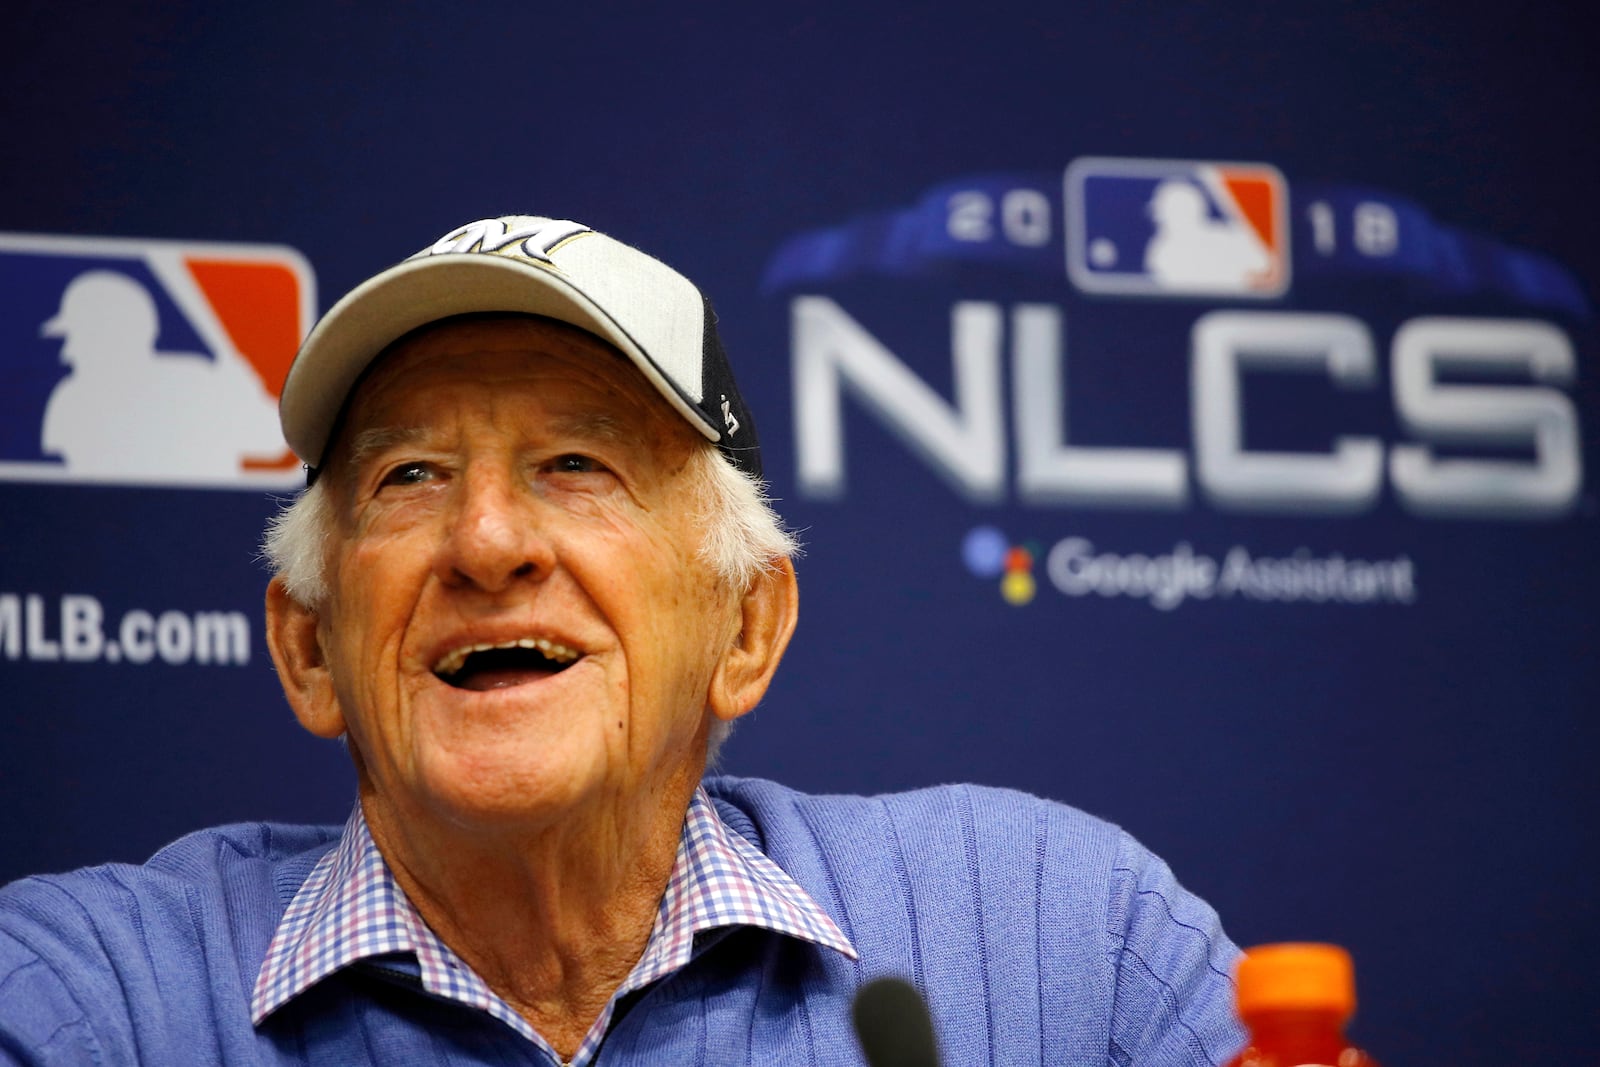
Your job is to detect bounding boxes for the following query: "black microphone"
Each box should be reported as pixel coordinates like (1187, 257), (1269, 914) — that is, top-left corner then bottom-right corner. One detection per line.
(851, 976), (942, 1067)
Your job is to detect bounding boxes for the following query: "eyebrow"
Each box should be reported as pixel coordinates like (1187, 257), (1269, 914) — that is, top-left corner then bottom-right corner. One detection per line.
(344, 412), (634, 470)
(346, 426), (429, 471)
(547, 411), (628, 445)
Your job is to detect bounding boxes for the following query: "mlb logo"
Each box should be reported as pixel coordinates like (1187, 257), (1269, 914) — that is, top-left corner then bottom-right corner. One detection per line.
(0, 231), (315, 489)
(1065, 158), (1289, 298)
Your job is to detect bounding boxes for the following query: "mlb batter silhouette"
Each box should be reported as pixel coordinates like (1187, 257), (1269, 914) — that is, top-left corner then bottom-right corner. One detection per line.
(40, 270), (283, 480)
(1143, 180), (1270, 291)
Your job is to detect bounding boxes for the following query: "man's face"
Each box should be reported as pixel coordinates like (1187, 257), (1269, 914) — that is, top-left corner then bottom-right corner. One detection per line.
(303, 317), (742, 829)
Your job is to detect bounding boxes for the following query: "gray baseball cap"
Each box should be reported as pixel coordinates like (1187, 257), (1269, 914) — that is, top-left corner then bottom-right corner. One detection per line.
(279, 215), (761, 481)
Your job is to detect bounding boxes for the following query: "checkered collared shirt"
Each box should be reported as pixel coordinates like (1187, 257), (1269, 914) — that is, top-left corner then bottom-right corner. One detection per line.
(251, 788), (856, 1067)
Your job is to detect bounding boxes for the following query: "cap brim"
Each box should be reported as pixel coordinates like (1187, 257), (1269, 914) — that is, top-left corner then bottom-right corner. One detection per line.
(279, 253), (722, 467)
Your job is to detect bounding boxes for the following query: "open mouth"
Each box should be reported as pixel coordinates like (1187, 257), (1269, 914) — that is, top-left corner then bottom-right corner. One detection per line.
(433, 638), (581, 691)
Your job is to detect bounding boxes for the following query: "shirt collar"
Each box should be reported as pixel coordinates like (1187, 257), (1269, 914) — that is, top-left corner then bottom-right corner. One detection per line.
(252, 787), (854, 1063)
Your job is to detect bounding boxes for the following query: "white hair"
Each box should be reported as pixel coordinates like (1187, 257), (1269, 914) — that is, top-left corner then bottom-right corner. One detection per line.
(684, 447), (801, 590)
(260, 444), (796, 758)
(261, 475), (336, 610)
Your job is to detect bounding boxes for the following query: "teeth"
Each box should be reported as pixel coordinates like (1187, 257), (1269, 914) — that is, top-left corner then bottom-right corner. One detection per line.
(432, 637), (580, 678)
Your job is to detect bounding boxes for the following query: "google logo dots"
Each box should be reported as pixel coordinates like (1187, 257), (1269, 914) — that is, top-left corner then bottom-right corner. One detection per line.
(1001, 549), (1037, 605)
(962, 526), (1039, 606)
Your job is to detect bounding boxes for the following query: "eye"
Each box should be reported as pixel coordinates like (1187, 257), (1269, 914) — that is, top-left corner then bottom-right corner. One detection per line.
(378, 460), (436, 488)
(549, 454), (607, 475)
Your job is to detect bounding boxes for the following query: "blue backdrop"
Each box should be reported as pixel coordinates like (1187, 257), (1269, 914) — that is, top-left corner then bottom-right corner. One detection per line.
(2, 5), (1595, 1064)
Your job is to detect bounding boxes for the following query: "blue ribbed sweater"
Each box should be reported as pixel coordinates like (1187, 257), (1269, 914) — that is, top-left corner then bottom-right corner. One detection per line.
(0, 777), (1245, 1065)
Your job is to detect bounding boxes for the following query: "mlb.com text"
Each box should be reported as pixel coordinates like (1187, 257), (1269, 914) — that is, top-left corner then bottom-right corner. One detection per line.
(0, 593), (250, 666)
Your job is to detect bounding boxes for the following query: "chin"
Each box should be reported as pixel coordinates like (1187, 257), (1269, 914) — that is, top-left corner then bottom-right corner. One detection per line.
(413, 746), (605, 828)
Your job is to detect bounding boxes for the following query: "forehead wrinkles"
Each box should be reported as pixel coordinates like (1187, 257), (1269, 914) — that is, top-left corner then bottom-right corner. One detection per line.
(328, 336), (694, 489)
(345, 407), (628, 463)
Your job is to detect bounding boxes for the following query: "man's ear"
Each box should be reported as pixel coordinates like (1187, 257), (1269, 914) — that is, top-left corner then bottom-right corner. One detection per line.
(708, 557), (800, 724)
(265, 579), (346, 739)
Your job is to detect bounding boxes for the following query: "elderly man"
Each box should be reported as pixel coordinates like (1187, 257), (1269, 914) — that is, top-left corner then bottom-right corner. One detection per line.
(0, 216), (1245, 1066)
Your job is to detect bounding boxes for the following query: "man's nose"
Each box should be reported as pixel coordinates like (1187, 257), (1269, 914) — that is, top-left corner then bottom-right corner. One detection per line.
(436, 469), (552, 592)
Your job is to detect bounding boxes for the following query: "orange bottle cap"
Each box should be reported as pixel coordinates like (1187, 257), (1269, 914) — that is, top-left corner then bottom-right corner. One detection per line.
(1235, 942), (1357, 1019)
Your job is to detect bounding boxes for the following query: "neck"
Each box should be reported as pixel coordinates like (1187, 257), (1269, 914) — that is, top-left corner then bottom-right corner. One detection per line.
(358, 758), (705, 1060)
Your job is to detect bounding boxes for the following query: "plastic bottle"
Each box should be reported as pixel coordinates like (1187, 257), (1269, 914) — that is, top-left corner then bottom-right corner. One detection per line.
(1226, 942), (1381, 1067)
